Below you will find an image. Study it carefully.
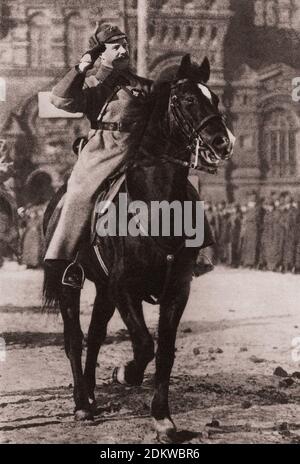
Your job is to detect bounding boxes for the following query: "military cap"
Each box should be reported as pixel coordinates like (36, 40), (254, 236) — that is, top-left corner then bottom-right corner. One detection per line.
(89, 23), (127, 48)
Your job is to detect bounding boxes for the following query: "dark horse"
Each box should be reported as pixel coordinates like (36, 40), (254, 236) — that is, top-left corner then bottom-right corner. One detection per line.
(43, 55), (235, 442)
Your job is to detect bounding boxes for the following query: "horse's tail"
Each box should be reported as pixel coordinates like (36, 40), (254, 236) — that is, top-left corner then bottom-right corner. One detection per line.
(42, 262), (65, 311)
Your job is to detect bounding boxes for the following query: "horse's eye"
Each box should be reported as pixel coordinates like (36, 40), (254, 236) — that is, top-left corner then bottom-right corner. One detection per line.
(185, 96), (196, 104)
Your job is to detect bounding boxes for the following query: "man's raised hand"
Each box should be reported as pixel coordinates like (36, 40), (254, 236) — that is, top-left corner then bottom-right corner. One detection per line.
(78, 43), (106, 72)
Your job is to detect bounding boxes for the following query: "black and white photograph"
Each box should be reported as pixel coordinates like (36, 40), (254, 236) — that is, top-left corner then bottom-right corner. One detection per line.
(1, 0), (300, 446)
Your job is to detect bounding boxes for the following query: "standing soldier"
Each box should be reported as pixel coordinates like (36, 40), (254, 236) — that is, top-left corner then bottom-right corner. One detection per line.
(259, 196), (275, 271)
(282, 192), (297, 273)
(294, 196), (300, 273)
(216, 201), (226, 263)
(241, 191), (260, 268)
(231, 203), (243, 268)
(272, 192), (286, 272)
(222, 205), (233, 265)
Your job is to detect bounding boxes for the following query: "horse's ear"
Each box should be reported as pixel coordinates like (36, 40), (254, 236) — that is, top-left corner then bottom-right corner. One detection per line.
(198, 56), (210, 83)
(177, 54), (191, 79)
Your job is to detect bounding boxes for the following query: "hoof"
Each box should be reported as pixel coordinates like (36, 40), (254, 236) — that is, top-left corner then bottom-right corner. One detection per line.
(112, 366), (143, 386)
(112, 366), (127, 385)
(153, 417), (177, 444)
(88, 397), (97, 413)
(74, 409), (94, 421)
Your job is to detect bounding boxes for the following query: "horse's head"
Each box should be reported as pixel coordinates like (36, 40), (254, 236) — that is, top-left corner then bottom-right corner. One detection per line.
(168, 54), (235, 174)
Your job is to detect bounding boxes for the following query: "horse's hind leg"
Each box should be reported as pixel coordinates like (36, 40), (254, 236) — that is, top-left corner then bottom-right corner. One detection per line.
(151, 284), (190, 443)
(114, 294), (155, 386)
(84, 287), (115, 406)
(60, 287), (92, 421)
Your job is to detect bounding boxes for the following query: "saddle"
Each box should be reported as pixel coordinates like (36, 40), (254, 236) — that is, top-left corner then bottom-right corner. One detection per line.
(44, 171), (126, 252)
(90, 173), (126, 244)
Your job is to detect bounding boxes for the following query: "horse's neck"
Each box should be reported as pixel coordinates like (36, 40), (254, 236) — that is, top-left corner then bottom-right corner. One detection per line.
(127, 84), (189, 202)
(127, 158), (188, 203)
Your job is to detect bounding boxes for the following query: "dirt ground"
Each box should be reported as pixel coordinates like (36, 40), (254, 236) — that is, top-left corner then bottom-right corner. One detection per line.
(1, 263), (300, 444)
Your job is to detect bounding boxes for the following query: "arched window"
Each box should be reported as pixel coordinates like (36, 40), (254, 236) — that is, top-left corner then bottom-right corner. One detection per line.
(262, 109), (297, 177)
(66, 14), (87, 66)
(29, 13), (51, 68)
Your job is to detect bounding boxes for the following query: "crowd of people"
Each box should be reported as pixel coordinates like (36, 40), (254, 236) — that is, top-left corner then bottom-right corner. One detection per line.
(204, 191), (300, 273)
(0, 154), (49, 269)
(2, 182), (300, 274)
(0, 200), (46, 269)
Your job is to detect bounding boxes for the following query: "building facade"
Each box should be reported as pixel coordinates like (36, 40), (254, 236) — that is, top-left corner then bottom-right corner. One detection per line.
(0, 0), (300, 204)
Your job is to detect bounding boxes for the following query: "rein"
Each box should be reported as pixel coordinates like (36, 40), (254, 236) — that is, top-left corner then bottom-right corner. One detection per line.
(126, 82), (228, 175)
(167, 90), (228, 174)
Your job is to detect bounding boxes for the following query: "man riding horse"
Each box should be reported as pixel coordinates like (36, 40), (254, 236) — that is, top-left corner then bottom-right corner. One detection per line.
(44, 23), (214, 287)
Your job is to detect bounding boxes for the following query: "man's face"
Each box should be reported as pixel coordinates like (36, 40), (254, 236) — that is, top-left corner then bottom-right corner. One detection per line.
(101, 38), (130, 69)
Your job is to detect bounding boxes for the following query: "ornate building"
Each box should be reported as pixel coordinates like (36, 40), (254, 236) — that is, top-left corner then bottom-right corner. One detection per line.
(0, 0), (300, 204)
(231, 62), (300, 200)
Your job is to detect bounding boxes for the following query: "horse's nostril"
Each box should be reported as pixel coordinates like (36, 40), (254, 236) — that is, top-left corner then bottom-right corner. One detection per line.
(214, 136), (228, 148)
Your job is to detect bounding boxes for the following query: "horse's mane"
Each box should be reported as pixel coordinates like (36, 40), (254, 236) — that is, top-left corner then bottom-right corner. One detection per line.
(127, 81), (172, 165)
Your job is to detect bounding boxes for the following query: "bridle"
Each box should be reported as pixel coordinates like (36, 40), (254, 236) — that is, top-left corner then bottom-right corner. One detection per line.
(161, 80), (231, 175)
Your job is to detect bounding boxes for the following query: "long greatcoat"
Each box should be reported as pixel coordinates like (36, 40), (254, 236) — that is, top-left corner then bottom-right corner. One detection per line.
(271, 207), (286, 270)
(45, 65), (154, 260)
(282, 206), (297, 271)
(241, 205), (260, 267)
(259, 208), (275, 270)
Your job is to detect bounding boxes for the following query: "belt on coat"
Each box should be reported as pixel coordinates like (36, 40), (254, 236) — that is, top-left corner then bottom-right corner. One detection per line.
(90, 121), (136, 132)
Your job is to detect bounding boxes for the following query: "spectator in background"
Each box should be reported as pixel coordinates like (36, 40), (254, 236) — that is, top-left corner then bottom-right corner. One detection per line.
(272, 192), (287, 272)
(0, 197), (11, 267)
(294, 197), (300, 274)
(206, 202), (219, 264)
(241, 191), (260, 268)
(231, 203), (243, 267)
(259, 196), (275, 271)
(21, 203), (46, 269)
(216, 201), (227, 263)
(282, 191), (297, 273)
(222, 205), (233, 265)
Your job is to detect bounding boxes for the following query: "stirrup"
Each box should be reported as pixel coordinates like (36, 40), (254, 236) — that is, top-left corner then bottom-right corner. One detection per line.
(62, 261), (85, 289)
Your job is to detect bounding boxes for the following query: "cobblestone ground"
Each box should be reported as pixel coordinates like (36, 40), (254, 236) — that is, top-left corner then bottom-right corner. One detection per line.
(1, 262), (300, 444)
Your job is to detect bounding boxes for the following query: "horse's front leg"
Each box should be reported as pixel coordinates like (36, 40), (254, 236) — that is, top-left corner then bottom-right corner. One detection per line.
(151, 283), (190, 443)
(84, 287), (115, 407)
(114, 292), (155, 386)
(60, 287), (92, 421)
